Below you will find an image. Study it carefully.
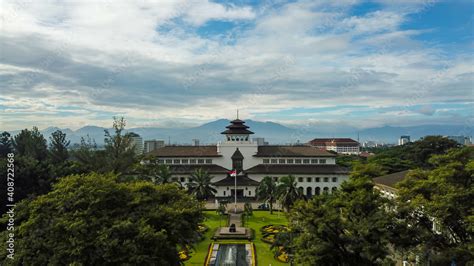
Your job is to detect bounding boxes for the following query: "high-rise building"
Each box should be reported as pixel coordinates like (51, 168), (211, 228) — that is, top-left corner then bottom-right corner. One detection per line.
(252, 137), (268, 146)
(445, 135), (471, 145)
(144, 139), (165, 153)
(398, 135), (411, 146)
(128, 132), (144, 154)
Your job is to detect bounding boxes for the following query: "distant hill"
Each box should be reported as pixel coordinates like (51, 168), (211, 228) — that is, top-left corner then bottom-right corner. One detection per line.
(3, 120), (472, 145)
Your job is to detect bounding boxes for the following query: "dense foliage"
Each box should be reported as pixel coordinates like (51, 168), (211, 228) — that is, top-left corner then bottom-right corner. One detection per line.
(0, 173), (203, 265)
(349, 136), (459, 177)
(290, 177), (401, 265)
(396, 147), (474, 264)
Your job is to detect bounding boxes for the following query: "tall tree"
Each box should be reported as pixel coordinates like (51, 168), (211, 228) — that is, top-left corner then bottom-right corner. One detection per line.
(0, 173), (203, 265)
(277, 175), (303, 212)
(290, 177), (400, 265)
(0, 131), (13, 157)
(48, 130), (70, 164)
(13, 127), (48, 160)
(187, 168), (216, 201)
(103, 117), (137, 173)
(71, 135), (105, 173)
(257, 176), (277, 214)
(396, 147), (473, 265)
(156, 164), (173, 184)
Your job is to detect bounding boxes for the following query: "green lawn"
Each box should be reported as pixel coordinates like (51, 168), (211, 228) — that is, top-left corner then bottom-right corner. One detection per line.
(245, 211), (288, 266)
(185, 210), (288, 266)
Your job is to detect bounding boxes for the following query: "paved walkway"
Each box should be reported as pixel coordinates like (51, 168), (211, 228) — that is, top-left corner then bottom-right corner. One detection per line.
(228, 213), (242, 227)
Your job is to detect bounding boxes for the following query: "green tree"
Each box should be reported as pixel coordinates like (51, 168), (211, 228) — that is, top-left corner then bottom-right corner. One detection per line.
(103, 117), (137, 173)
(396, 147), (474, 265)
(187, 168), (216, 201)
(277, 175), (303, 212)
(71, 135), (106, 173)
(256, 176), (277, 214)
(0, 173), (203, 265)
(0, 131), (13, 157)
(351, 161), (387, 179)
(156, 164), (173, 184)
(13, 127), (48, 160)
(290, 177), (400, 265)
(48, 130), (70, 164)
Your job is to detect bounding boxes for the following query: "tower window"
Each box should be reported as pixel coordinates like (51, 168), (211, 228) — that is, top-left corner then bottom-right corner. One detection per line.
(303, 159), (310, 164)
(173, 159), (180, 164)
(295, 159), (302, 164)
(287, 159), (294, 164)
(263, 159), (269, 164)
(271, 159), (277, 164)
(205, 159), (212, 164)
(190, 159), (196, 164)
(279, 159), (285, 164)
(165, 159), (172, 164)
(319, 159), (326, 164)
(182, 159), (188, 164)
(311, 159), (318, 164)
(198, 159), (204, 164)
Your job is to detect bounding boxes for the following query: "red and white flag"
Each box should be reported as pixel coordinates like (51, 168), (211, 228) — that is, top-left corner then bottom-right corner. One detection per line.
(229, 170), (237, 177)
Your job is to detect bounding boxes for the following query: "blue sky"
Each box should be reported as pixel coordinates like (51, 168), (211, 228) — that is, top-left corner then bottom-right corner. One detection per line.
(0, 0), (472, 130)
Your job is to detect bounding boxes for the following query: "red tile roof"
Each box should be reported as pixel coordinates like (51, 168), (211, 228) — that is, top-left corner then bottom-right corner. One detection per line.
(254, 145), (336, 157)
(146, 146), (221, 157)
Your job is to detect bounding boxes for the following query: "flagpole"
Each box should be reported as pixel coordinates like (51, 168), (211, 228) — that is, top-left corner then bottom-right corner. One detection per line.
(234, 169), (237, 213)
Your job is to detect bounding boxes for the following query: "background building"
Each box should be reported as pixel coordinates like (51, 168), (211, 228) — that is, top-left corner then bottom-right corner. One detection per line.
(308, 138), (360, 155)
(445, 135), (471, 145)
(398, 135), (411, 145)
(252, 137), (268, 146)
(144, 139), (165, 153)
(128, 132), (144, 154)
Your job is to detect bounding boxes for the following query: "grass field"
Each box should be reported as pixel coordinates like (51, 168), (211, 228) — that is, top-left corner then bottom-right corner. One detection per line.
(185, 210), (288, 266)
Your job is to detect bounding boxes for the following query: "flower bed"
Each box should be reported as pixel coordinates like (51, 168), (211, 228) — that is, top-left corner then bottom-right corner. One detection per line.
(275, 246), (289, 263)
(198, 224), (209, 233)
(178, 245), (192, 261)
(261, 233), (276, 244)
(260, 224), (289, 234)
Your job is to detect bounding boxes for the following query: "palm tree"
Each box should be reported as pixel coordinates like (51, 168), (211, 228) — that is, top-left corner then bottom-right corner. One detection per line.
(187, 168), (217, 200)
(277, 175), (303, 212)
(156, 164), (173, 184)
(257, 176), (277, 214)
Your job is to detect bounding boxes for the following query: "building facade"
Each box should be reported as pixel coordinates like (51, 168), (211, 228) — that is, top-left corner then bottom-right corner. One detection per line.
(308, 138), (360, 155)
(128, 132), (144, 154)
(398, 135), (411, 145)
(144, 139), (165, 153)
(147, 119), (350, 199)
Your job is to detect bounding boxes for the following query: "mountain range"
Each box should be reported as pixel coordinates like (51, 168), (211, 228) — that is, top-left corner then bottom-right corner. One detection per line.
(5, 119), (472, 145)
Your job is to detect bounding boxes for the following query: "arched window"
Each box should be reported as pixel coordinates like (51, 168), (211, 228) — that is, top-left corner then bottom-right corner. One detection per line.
(298, 187), (304, 195)
(332, 187), (337, 193)
(306, 187), (312, 197)
(323, 187), (329, 194)
(315, 187), (321, 195)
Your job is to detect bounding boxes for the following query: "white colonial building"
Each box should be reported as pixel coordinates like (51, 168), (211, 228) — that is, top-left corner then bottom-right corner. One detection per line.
(147, 119), (350, 199)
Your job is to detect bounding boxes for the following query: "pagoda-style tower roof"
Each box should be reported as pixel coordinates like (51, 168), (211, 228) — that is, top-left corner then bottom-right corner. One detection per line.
(221, 119), (254, 135)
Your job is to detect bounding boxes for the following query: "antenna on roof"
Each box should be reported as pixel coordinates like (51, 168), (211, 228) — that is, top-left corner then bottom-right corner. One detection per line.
(237, 109), (239, 119)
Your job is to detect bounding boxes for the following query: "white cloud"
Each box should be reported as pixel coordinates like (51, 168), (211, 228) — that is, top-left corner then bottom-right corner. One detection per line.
(0, 0), (471, 131)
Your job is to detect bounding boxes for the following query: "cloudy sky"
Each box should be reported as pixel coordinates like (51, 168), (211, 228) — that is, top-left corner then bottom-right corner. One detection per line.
(1, 0), (473, 130)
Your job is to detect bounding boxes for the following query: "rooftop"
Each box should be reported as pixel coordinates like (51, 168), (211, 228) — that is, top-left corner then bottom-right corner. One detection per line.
(146, 145), (221, 157)
(246, 164), (350, 174)
(255, 145), (336, 157)
(373, 170), (410, 189)
(309, 138), (359, 145)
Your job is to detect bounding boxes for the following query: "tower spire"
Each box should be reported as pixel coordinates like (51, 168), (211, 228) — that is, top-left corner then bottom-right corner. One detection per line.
(237, 109), (239, 119)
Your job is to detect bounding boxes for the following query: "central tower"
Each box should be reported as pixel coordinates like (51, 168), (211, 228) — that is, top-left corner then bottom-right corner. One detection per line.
(221, 119), (254, 143)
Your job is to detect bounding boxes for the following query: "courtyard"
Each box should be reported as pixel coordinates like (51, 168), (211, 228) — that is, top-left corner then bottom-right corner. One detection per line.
(185, 210), (289, 266)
